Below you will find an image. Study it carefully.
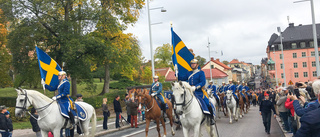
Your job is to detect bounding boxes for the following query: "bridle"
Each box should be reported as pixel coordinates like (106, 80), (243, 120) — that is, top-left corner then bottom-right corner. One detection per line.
(15, 89), (55, 119)
(175, 85), (193, 110)
(139, 95), (154, 112)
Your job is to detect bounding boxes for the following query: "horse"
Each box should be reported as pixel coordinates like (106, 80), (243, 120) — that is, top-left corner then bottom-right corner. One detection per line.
(171, 81), (217, 137)
(236, 91), (245, 118)
(136, 92), (175, 137)
(243, 90), (250, 114)
(15, 88), (96, 137)
(225, 90), (239, 124)
(207, 89), (220, 119)
(218, 92), (227, 116)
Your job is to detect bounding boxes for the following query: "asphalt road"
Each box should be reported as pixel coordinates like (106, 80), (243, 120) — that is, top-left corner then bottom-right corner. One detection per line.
(99, 106), (284, 137)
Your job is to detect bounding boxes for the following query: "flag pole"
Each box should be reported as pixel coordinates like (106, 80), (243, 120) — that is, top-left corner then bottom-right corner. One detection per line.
(171, 22), (179, 80)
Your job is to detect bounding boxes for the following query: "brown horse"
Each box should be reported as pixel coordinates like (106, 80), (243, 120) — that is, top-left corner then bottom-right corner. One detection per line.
(218, 92), (227, 116)
(236, 91), (245, 118)
(243, 91), (250, 114)
(137, 92), (175, 137)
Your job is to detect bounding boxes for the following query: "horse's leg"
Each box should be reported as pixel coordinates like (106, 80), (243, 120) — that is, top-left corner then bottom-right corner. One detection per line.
(145, 119), (151, 137)
(82, 120), (90, 137)
(193, 123), (201, 137)
(166, 106), (175, 136)
(227, 106), (232, 124)
(40, 130), (48, 137)
(160, 116), (167, 137)
(52, 128), (61, 137)
(156, 118), (161, 137)
(182, 126), (189, 137)
(209, 123), (216, 137)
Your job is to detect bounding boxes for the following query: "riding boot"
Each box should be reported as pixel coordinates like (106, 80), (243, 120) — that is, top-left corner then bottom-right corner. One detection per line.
(162, 103), (166, 122)
(236, 98), (239, 107)
(208, 106), (215, 125)
(68, 111), (75, 129)
(217, 98), (221, 107)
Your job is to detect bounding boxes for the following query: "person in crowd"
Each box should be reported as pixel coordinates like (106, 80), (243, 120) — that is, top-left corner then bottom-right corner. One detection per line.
(0, 105), (9, 137)
(276, 88), (290, 132)
(259, 93), (277, 134)
(124, 94), (131, 124)
(4, 111), (12, 137)
(252, 91), (257, 106)
(141, 105), (145, 121)
(113, 95), (122, 128)
(30, 108), (42, 137)
(102, 98), (109, 130)
(74, 94), (83, 135)
(295, 79), (320, 137)
(129, 97), (139, 128)
(75, 94), (83, 102)
(291, 92), (319, 117)
(285, 87), (297, 135)
(258, 90), (265, 106)
(306, 81), (316, 99)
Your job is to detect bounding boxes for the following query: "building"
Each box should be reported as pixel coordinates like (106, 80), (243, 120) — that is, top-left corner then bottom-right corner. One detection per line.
(154, 67), (176, 82)
(202, 57), (231, 86)
(267, 23), (320, 86)
(228, 59), (252, 82)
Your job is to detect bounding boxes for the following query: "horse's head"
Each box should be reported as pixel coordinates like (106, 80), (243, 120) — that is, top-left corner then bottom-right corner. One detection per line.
(226, 90), (233, 103)
(136, 92), (148, 110)
(15, 88), (30, 117)
(171, 81), (193, 115)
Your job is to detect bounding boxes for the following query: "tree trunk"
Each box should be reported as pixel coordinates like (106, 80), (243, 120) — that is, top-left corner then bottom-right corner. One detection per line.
(99, 63), (110, 95)
(71, 77), (77, 98)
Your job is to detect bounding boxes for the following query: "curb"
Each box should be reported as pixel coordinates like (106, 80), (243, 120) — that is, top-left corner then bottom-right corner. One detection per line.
(275, 116), (293, 137)
(95, 121), (147, 136)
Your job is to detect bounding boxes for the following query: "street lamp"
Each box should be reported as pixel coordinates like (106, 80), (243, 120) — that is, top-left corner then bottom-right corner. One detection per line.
(147, 0), (166, 81)
(278, 27), (286, 87)
(271, 45), (278, 87)
(207, 37), (213, 81)
(294, 0), (320, 76)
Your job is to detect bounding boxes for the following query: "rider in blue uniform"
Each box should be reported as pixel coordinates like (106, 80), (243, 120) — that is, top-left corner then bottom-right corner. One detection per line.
(149, 75), (166, 117)
(208, 80), (220, 107)
(42, 71), (75, 128)
(224, 82), (229, 94)
(178, 59), (215, 125)
(228, 79), (239, 105)
(238, 82), (246, 102)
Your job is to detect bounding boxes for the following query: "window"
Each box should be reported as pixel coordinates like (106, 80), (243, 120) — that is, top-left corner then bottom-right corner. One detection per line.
(311, 51), (315, 56)
(280, 64), (283, 69)
(300, 42), (306, 48)
(303, 72), (308, 77)
(280, 54), (283, 59)
(292, 43), (297, 49)
(312, 61), (316, 67)
(310, 41), (314, 48)
(293, 63), (298, 68)
(303, 62), (307, 67)
(211, 65), (214, 69)
(281, 73), (284, 78)
(293, 53), (297, 58)
(302, 52), (306, 57)
(313, 71), (317, 77)
(294, 72), (299, 78)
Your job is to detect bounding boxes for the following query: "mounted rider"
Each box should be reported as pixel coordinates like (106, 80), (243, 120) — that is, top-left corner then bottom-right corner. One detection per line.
(208, 80), (220, 107)
(179, 59), (215, 125)
(42, 71), (75, 128)
(228, 79), (239, 105)
(149, 75), (166, 117)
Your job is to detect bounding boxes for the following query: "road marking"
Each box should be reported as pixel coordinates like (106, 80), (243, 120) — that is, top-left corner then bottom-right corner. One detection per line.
(122, 121), (169, 137)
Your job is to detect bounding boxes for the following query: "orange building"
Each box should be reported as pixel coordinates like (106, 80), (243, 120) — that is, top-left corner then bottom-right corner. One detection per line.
(267, 23), (320, 86)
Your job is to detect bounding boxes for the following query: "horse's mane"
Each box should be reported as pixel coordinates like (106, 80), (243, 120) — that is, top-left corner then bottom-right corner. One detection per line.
(175, 81), (194, 97)
(27, 89), (52, 102)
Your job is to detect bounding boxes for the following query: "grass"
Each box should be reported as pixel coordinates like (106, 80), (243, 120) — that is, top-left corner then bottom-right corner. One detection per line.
(13, 121), (32, 129)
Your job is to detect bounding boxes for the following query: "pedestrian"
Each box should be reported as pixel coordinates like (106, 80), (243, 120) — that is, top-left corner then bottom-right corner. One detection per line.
(30, 107), (42, 137)
(285, 89), (297, 135)
(141, 106), (145, 121)
(252, 91), (257, 106)
(129, 97), (139, 128)
(75, 94), (83, 102)
(124, 94), (131, 124)
(0, 105), (10, 137)
(4, 111), (12, 137)
(74, 94), (83, 135)
(276, 88), (290, 132)
(259, 93), (277, 134)
(295, 79), (320, 136)
(113, 95), (122, 128)
(102, 98), (110, 130)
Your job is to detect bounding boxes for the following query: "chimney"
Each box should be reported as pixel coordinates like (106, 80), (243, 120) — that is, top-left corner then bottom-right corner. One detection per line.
(289, 23), (294, 28)
(216, 58), (220, 62)
(211, 57), (214, 61)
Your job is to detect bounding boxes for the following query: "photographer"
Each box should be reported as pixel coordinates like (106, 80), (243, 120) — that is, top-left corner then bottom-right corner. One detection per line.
(290, 88), (319, 117)
(285, 86), (297, 135)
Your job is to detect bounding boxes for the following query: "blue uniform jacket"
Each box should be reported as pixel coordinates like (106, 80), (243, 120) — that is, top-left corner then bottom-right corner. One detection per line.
(236, 85), (242, 91)
(224, 85), (229, 92)
(228, 84), (236, 93)
(207, 85), (216, 93)
(295, 107), (320, 137)
(293, 100), (319, 117)
(45, 78), (70, 102)
(179, 70), (206, 91)
(149, 82), (162, 95)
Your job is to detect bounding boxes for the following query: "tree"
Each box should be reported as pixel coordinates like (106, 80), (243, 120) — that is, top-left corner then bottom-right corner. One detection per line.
(195, 55), (206, 68)
(223, 60), (229, 66)
(154, 43), (172, 68)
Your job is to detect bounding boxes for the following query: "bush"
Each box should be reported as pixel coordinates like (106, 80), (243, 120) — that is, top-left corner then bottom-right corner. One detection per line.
(109, 78), (141, 89)
(162, 82), (173, 91)
(83, 90), (126, 109)
(0, 97), (16, 107)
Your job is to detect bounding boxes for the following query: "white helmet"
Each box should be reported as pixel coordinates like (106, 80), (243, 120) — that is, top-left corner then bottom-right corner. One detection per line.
(153, 75), (159, 79)
(190, 59), (199, 64)
(209, 80), (213, 83)
(58, 71), (67, 76)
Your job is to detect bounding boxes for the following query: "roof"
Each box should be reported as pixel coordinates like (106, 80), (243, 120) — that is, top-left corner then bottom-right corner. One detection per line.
(202, 68), (228, 79)
(273, 23), (320, 43)
(229, 59), (241, 64)
(202, 58), (231, 70)
(155, 68), (170, 77)
(166, 71), (177, 81)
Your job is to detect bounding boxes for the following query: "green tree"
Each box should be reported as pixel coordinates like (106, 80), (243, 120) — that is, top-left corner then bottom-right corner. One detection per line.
(223, 60), (229, 66)
(154, 43), (172, 68)
(195, 55), (206, 68)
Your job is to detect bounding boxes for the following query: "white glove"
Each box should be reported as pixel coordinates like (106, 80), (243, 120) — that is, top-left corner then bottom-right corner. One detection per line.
(41, 79), (46, 85)
(52, 96), (57, 100)
(191, 86), (196, 91)
(151, 93), (156, 96)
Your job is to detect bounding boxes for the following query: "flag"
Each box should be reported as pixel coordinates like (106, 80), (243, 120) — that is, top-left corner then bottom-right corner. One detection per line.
(36, 46), (62, 88)
(221, 51), (223, 56)
(171, 28), (194, 80)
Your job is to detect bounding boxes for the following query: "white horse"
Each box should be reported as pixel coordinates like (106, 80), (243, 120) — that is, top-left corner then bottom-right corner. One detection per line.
(225, 90), (239, 124)
(207, 88), (220, 119)
(171, 81), (217, 137)
(15, 88), (96, 137)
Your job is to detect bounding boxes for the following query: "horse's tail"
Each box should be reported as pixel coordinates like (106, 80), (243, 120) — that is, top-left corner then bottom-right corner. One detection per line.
(91, 109), (97, 136)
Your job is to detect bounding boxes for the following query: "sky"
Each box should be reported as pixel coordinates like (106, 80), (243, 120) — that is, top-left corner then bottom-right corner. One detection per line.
(125, 0), (320, 65)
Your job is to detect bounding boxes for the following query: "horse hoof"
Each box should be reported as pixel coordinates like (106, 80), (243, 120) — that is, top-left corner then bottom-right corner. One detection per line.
(172, 132), (175, 136)
(229, 121), (232, 124)
(163, 135), (166, 137)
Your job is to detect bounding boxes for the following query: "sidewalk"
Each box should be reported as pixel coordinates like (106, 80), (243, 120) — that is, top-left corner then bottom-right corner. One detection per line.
(274, 115), (293, 137)
(12, 112), (146, 137)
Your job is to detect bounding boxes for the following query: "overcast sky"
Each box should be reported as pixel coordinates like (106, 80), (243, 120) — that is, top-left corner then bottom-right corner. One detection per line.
(125, 0), (320, 65)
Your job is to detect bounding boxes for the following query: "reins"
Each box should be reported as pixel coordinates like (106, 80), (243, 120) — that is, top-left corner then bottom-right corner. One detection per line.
(175, 86), (194, 116)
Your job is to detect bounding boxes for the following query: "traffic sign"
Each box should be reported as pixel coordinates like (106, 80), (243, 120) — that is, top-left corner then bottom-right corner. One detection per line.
(278, 83), (281, 86)
(288, 80), (293, 85)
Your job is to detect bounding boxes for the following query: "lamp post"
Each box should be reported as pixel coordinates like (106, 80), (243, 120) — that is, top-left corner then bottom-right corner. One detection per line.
(294, 0), (320, 76)
(278, 27), (286, 87)
(271, 45), (278, 87)
(207, 37), (212, 81)
(147, 0), (166, 81)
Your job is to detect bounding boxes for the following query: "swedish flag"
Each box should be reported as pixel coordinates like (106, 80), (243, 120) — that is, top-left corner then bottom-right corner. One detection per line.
(171, 28), (194, 80)
(36, 46), (62, 88)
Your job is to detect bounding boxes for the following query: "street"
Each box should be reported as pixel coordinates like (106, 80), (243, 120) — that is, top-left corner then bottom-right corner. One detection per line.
(100, 106), (284, 137)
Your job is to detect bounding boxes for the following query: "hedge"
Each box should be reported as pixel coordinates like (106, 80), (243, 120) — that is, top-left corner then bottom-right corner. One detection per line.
(0, 97), (16, 107)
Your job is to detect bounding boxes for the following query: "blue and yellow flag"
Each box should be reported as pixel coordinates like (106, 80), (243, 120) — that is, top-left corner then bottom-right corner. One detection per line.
(36, 46), (62, 88)
(171, 28), (194, 80)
